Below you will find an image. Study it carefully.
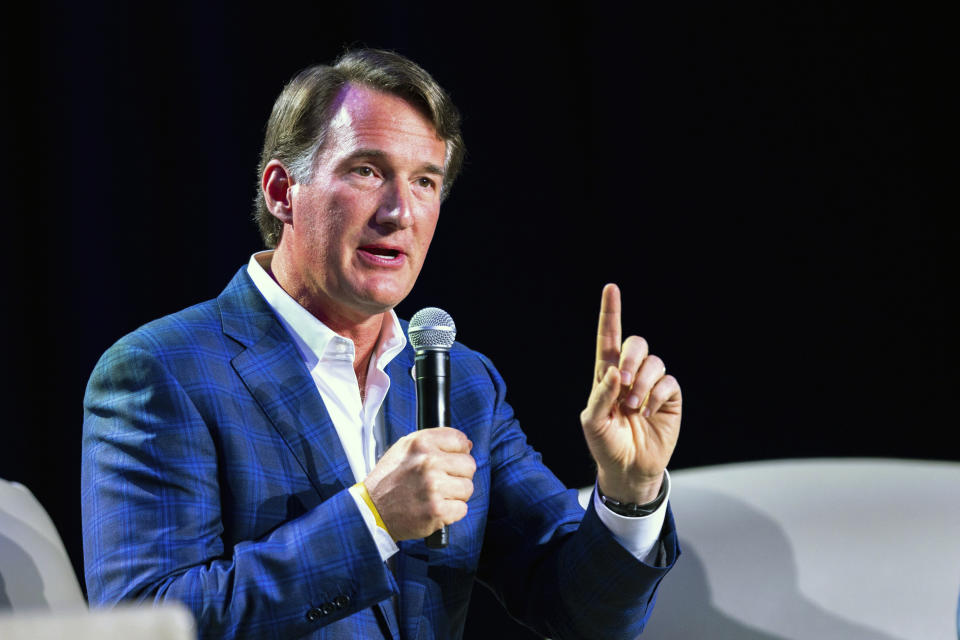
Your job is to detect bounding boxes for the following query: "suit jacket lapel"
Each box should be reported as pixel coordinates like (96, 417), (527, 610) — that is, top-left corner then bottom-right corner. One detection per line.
(219, 268), (356, 498)
(383, 344), (418, 445)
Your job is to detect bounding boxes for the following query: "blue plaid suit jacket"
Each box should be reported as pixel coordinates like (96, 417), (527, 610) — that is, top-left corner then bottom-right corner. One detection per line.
(82, 267), (678, 639)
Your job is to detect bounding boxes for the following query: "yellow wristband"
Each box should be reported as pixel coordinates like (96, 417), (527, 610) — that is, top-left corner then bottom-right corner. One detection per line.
(354, 482), (389, 534)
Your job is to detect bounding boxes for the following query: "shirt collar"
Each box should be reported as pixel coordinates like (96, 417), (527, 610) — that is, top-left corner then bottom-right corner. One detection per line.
(246, 250), (407, 370)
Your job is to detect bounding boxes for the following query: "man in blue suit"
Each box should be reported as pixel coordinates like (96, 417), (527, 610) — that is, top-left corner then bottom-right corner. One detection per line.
(82, 50), (682, 639)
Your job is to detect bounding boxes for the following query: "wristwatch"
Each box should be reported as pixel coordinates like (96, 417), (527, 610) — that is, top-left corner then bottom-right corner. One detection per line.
(598, 476), (667, 517)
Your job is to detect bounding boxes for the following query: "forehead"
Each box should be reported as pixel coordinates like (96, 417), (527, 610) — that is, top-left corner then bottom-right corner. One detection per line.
(321, 84), (446, 165)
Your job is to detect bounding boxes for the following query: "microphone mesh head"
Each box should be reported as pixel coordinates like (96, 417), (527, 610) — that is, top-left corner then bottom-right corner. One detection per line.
(408, 307), (456, 350)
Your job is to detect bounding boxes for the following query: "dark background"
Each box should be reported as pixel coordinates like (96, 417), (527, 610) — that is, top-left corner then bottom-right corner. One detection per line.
(2, 2), (955, 637)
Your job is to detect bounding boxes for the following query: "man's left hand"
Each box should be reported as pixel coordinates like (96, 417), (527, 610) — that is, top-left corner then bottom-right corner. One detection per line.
(580, 284), (682, 506)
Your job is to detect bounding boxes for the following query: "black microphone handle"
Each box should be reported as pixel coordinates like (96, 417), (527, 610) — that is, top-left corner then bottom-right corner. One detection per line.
(414, 349), (450, 549)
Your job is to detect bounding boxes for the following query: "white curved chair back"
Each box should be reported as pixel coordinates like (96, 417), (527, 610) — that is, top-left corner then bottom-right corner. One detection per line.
(0, 478), (85, 611)
(647, 459), (960, 639)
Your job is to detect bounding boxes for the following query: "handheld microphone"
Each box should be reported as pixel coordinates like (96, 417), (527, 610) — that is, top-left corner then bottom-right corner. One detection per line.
(407, 307), (456, 549)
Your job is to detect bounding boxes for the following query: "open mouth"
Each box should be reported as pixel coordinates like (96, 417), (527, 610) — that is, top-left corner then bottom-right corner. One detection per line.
(364, 247), (400, 258)
(359, 245), (404, 263)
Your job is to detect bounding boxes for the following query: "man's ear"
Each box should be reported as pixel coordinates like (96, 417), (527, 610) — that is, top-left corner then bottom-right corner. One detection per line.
(262, 160), (295, 225)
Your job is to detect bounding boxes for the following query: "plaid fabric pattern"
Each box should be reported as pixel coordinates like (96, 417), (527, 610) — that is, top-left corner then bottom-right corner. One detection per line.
(82, 268), (677, 639)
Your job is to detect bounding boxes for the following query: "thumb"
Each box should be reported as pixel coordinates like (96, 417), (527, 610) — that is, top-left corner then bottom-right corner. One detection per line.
(582, 365), (620, 428)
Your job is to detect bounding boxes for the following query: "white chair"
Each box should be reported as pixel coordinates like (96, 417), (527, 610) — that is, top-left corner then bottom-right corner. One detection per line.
(0, 478), (85, 610)
(0, 603), (196, 640)
(1, 478), (196, 639)
(585, 459), (960, 639)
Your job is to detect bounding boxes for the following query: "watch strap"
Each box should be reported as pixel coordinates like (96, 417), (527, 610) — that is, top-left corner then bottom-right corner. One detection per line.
(598, 477), (667, 517)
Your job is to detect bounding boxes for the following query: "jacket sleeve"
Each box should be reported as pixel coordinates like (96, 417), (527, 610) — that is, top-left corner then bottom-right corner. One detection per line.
(471, 352), (679, 639)
(82, 340), (393, 639)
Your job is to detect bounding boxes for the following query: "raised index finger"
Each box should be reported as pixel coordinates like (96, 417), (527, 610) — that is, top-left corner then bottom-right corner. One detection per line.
(595, 283), (622, 381)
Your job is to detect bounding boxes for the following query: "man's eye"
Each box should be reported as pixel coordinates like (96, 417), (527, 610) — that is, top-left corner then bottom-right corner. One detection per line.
(416, 177), (436, 189)
(353, 167), (374, 177)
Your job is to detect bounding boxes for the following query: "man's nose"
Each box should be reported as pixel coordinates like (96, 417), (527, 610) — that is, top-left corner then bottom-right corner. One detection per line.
(376, 180), (415, 229)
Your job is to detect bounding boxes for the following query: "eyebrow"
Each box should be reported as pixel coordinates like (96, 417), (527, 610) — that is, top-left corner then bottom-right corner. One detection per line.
(345, 148), (445, 177)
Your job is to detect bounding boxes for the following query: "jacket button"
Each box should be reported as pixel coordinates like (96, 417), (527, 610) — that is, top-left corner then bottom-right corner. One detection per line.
(306, 607), (323, 622)
(333, 595), (350, 609)
(319, 603), (335, 616)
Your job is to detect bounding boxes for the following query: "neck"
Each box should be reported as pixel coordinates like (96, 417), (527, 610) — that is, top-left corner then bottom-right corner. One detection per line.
(267, 250), (385, 395)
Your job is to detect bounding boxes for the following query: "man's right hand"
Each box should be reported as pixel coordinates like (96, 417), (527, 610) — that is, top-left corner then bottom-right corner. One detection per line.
(363, 427), (476, 541)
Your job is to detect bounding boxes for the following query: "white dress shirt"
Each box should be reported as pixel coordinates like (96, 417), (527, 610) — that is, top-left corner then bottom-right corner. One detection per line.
(246, 251), (668, 564)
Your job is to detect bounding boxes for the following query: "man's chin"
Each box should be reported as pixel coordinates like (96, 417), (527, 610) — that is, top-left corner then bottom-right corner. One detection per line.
(348, 289), (410, 319)
(332, 275), (417, 322)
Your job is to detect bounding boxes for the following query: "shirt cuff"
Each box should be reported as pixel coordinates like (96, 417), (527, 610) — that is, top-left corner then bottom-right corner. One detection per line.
(593, 469), (671, 565)
(348, 484), (399, 562)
